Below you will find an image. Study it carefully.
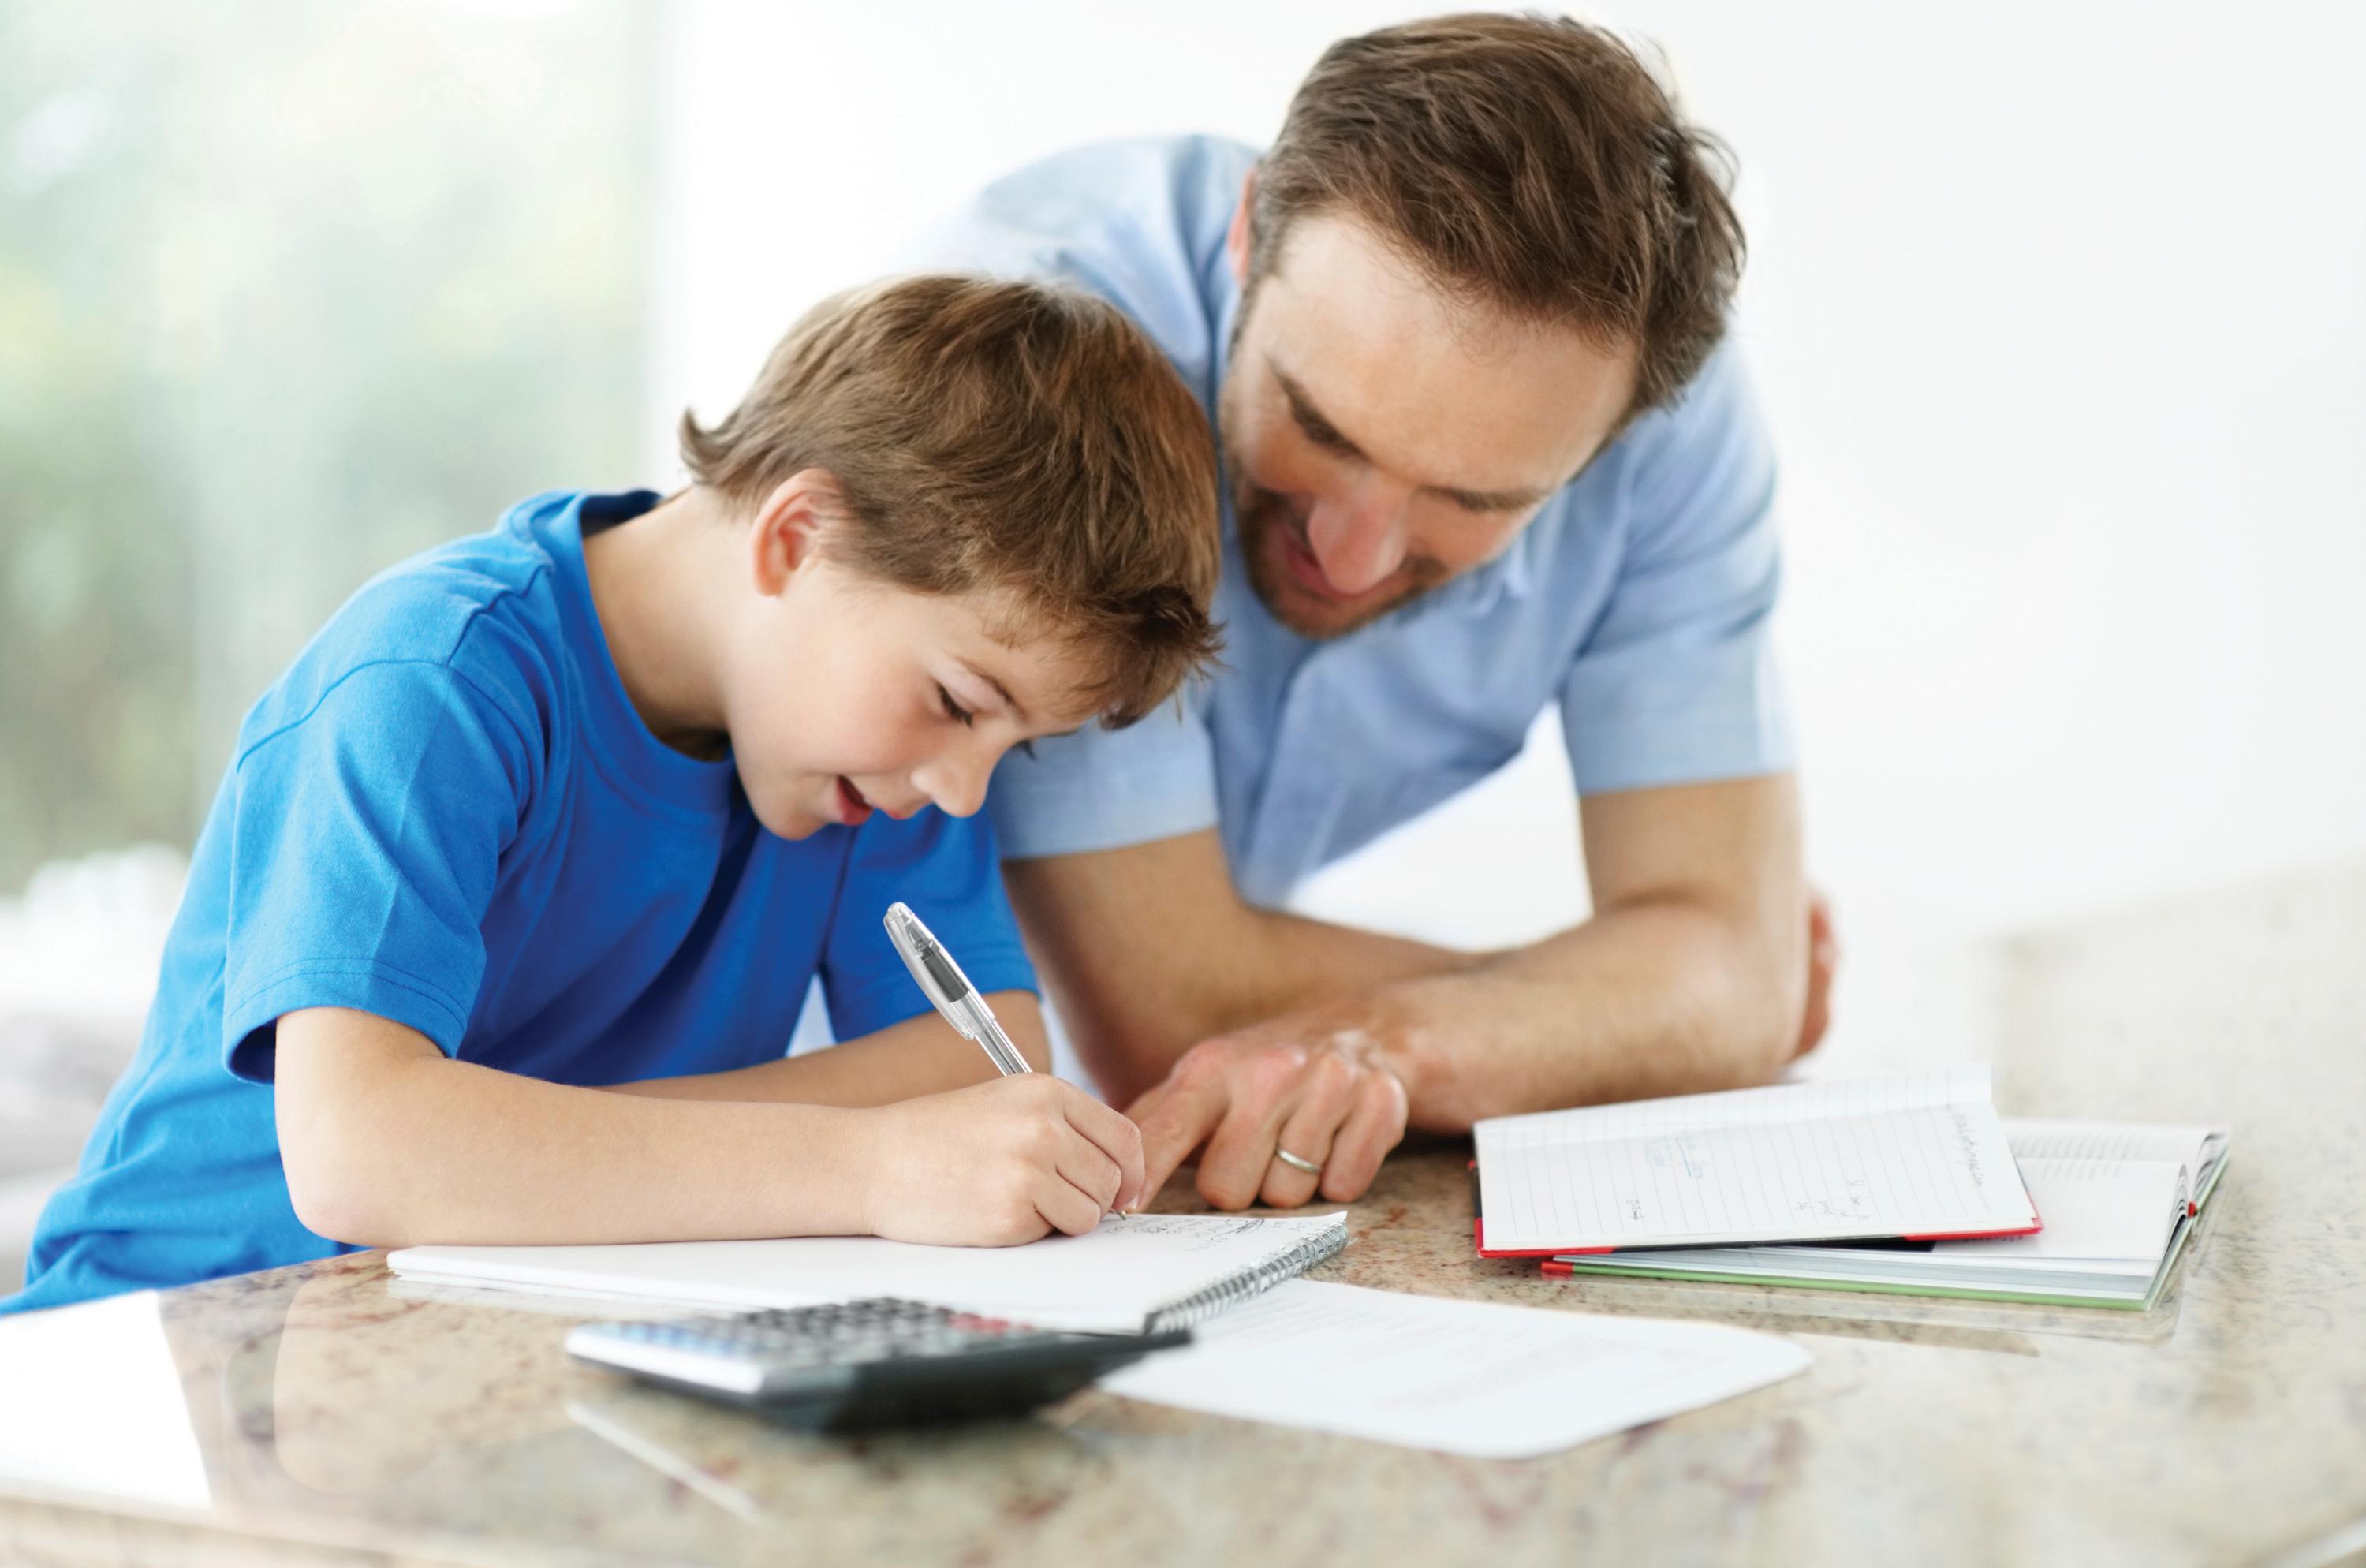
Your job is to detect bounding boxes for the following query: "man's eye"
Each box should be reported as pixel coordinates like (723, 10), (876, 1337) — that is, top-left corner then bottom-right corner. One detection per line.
(937, 685), (974, 726)
(1302, 417), (1351, 454)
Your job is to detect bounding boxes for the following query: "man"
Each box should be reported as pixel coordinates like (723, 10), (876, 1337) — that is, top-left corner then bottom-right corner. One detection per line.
(909, 12), (1836, 1209)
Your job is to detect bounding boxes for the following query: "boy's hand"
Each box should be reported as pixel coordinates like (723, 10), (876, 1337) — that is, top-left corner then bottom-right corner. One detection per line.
(857, 1075), (1146, 1246)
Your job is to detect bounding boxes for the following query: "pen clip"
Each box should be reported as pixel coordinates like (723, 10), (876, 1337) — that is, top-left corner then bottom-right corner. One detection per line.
(884, 902), (973, 1033)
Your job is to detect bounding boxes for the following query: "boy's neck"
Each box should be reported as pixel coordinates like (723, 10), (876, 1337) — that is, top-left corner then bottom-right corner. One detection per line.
(580, 487), (737, 761)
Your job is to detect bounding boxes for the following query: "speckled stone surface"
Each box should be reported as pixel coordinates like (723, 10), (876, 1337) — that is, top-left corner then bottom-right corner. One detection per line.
(3, 861), (2362, 1568)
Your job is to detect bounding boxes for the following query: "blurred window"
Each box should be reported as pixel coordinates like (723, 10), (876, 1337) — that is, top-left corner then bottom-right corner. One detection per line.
(1, 0), (651, 887)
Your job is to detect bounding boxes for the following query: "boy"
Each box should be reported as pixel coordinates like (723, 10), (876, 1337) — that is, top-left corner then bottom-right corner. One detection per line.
(5, 274), (1222, 1314)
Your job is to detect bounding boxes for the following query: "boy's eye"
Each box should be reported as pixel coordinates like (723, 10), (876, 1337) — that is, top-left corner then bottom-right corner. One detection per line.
(937, 685), (975, 727)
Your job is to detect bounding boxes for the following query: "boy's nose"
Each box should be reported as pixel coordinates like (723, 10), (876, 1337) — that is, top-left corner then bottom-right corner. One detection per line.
(912, 752), (991, 819)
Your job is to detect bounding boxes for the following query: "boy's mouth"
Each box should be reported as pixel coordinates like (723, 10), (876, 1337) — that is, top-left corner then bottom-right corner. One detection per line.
(835, 777), (874, 826)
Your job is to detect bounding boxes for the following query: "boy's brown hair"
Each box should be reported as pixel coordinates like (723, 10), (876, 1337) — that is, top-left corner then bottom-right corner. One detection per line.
(1253, 12), (1745, 421)
(680, 274), (1222, 726)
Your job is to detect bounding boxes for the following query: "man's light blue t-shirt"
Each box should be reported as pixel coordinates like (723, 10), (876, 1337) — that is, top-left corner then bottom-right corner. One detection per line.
(5, 491), (1035, 1315)
(909, 136), (1793, 906)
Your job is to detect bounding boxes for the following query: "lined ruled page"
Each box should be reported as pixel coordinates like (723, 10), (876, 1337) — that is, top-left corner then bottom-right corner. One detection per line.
(1941, 1156), (2185, 1267)
(1475, 1068), (2039, 1253)
(1998, 1119), (2219, 1168)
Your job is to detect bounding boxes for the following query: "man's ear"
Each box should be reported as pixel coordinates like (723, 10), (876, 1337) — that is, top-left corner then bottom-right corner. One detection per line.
(1226, 165), (1258, 287)
(747, 469), (842, 597)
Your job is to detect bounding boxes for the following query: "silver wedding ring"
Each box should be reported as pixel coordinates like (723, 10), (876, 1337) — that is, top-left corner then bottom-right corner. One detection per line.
(1272, 1146), (1323, 1177)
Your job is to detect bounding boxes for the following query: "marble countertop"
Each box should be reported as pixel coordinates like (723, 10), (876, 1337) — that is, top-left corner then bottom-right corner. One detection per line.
(3, 860), (2363, 1568)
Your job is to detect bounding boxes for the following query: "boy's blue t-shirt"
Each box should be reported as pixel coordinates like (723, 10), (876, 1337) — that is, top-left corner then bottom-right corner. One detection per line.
(6, 490), (1036, 1315)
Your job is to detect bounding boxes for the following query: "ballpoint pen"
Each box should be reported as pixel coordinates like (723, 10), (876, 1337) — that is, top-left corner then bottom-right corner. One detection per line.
(883, 902), (1032, 1076)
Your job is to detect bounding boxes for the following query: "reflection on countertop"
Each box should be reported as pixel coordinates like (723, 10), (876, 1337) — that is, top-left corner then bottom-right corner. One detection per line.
(3, 857), (2364, 1568)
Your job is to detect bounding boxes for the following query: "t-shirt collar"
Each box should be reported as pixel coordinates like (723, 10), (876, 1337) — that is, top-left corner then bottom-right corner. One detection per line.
(539, 490), (742, 816)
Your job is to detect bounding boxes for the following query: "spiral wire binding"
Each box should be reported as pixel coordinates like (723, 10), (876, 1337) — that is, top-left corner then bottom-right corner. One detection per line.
(1144, 1220), (1350, 1333)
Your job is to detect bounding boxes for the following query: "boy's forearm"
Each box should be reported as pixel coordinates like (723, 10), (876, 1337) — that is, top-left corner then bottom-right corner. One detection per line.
(274, 1009), (875, 1249)
(604, 991), (1051, 1107)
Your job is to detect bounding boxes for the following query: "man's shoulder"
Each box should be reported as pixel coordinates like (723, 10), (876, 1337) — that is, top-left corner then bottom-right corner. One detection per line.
(1599, 339), (1767, 492)
(965, 134), (1257, 238)
(1532, 336), (1772, 559)
(904, 136), (1258, 372)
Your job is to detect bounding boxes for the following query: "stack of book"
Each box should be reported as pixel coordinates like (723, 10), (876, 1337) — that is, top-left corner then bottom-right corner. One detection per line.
(1472, 1066), (2228, 1310)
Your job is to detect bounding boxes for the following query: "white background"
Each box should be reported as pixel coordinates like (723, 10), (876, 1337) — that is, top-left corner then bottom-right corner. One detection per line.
(648, 0), (2366, 958)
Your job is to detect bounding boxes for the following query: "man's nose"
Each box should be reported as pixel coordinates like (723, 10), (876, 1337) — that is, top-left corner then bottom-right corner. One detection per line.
(1305, 480), (1411, 595)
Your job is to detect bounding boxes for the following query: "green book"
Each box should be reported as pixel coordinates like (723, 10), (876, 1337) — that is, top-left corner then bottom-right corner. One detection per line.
(1544, 1119), (2230, 1310)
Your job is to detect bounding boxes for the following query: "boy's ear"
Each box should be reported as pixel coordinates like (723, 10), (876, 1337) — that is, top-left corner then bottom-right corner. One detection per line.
(747, 469), (844, 597)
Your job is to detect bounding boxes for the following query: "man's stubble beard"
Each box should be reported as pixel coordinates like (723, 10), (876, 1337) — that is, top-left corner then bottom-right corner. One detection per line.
(1217, 361), (1446, 643)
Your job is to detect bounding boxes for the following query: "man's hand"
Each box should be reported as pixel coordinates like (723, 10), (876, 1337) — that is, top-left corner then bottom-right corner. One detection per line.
(1796, 892), (1839, 1058)
(1124, 886), (1834, 1211)
(1127, 1003), (1411, 1211)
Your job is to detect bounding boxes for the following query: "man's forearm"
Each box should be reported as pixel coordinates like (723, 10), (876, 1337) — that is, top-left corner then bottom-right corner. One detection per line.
(1010, 835), (1491, 1104)
(1194, 909), (1491, 1037)
(1372, 893), (1806, 1132)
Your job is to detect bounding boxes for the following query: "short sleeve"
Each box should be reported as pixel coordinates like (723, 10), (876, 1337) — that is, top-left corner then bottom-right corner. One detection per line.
(221, 660), (532, 1080)
(819, 808), (1038, 1042)
(1560, 344), (1796, 795)
(985, 697), (1220, 860)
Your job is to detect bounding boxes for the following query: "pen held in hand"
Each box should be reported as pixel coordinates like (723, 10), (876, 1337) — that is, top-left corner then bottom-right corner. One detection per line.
(883, 901), (1032, 1076)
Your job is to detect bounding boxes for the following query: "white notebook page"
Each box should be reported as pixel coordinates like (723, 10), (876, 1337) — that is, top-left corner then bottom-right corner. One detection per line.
(1998, 1119), (2222, 1170)
(390, 1212), (1345, 1334)
(1476, 1066), (2036, 1253)
(1099, 1280), (1809, 1458)
(1938, 1158), (2184, 1270)
(1939, 1119), (2219, 1268)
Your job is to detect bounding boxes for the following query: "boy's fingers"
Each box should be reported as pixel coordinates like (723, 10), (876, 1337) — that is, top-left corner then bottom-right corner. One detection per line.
(1053, 1124), (1125, 1215)
(1033, 1168), (1106, 1238)
(1059, 1091), (1147, 1208)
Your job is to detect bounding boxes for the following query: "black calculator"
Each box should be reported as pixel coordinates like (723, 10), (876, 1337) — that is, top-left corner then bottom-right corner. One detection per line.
(565, 1298), (1190, 1431)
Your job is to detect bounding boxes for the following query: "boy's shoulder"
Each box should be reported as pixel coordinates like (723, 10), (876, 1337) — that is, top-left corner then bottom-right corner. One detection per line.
(234, 490), (602, 762)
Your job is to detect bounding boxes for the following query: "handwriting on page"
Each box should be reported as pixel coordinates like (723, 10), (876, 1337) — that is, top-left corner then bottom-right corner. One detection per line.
(2003, 1122), (2211, 1163)
(1494, 1104), (2017, 1245)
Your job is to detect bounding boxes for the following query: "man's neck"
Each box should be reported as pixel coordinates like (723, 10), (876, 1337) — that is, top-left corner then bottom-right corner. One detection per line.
(580, 487), (736, 761)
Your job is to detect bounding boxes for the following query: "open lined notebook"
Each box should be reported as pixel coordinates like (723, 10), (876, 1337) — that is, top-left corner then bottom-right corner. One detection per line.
(1547, 1119), (2229, 1309)
(388, 1211), (1348, 1335)
(1473, 1066), (2041, 1256)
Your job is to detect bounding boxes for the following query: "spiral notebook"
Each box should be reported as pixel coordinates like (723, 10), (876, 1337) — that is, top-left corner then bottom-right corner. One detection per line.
(387, 1212), (1349, 1335)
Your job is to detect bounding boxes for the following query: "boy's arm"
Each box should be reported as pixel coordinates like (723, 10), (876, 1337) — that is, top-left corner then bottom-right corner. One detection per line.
(599, 991), (1051, 1107)
(273, 1004), (1137, 1250)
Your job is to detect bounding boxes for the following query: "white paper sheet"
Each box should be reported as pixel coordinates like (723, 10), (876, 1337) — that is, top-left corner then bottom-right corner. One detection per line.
(1097, 1280), (1810, 1459)
(1476, 1066), (2038, 1253)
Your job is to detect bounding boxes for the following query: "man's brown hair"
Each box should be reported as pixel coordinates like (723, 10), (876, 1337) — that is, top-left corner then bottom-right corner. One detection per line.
(1253, 11), (1745, 420)
(681, 274), (1222, 726)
